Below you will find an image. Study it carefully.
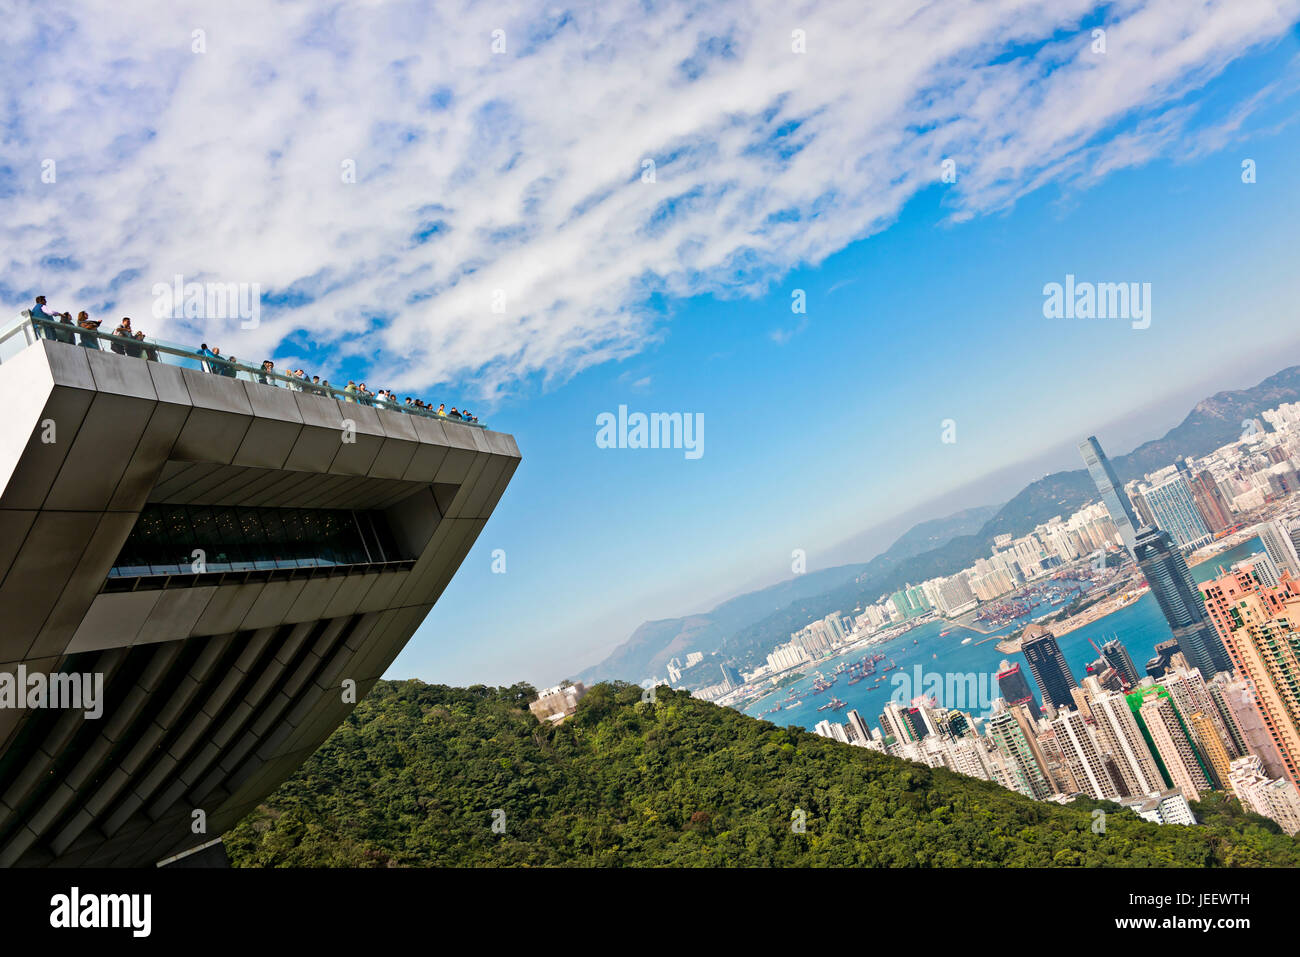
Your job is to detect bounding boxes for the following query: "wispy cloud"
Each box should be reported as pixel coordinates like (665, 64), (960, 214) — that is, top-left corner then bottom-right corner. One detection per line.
(3, 0), (1297, 401)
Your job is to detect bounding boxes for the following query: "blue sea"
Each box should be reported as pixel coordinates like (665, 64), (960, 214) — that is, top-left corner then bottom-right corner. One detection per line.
(740, 537), (1265, 730)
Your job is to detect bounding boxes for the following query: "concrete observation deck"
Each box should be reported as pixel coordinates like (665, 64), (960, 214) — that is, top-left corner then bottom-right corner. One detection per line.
(0, 322), (520, 866)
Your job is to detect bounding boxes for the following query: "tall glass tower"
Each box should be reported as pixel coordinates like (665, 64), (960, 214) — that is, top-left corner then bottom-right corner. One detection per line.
(1078, 436), (1140, 552)
(1080, 436), (1232, 679)
(1132, 526), (1232, 677)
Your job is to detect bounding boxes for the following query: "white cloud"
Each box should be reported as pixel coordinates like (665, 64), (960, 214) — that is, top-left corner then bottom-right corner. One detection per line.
(3, 0), (1296, 401)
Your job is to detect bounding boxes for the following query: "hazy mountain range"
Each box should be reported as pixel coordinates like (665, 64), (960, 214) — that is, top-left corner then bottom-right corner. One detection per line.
(578, 363), (1300, 684)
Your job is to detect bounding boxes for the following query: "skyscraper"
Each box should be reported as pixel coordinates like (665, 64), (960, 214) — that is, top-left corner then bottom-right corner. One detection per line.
(1140, 472), (1212, 551)
(1054, 707), (1122, 800)
(1201, 568), (1300, 785)
(1088, 686), (1164, 796)
(1133, 526), (1232, 677)
(1079, 436), (1141, 551)
(1101, 637), (1141, 690)
(995, 659), (1040, 718)
(1138, 694), (1211, 802)
(1021, 625), (1077, 712)
(1080, 437), (1231, 678)
(986, 709), (1051, 800)
(1259, 520), (1300, 581)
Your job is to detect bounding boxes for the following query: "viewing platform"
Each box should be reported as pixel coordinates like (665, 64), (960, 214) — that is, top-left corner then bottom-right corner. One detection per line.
(0, 312), (486, 429)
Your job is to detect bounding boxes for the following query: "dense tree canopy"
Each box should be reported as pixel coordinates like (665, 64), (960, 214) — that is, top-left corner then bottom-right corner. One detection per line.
(225, 680), (1300, 867)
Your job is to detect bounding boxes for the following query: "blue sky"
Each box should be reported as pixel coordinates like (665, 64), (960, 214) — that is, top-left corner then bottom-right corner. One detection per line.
(4, 1), (1300, 685)
(395, 29), (1300, 686)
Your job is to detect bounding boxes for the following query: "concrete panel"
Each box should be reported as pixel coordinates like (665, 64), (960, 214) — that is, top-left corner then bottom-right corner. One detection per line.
(106, 402), (191, 511)
(433, 445), (477, 485)
(458, 454), (514, 519)
(0, 511), (103, 660)
(368, 437), (419, 480)
(0, 509), (37, 586)
(0, 386), (93, 511)
(281, 424), (345, 474)
(64, 590), (162, 654)
(184, 462), (275, 504)
(240, 580), (307, 630)
(178, 367), (254, 416)
(191, 582), (265, 636)
(356, 570), (409, 613)
(163, 463), (246, 503)
(41, 340), (97, 391)
(134, 586), (218, 646)
(169, 407), (254, 465)
(436, 452), (490, 518)
(285, 577), (341, 623)
(44, 392), (154, 511)
(329, 433), (383, 477)
(85, 348), (158, 401)
(320, 573), (378, 620)
(231, 416), (303, 470)
(200, 464), (291, 505)
(145, 360), (192, 406)
(27, 509), (140, 659)
(440, 419), (480, 454)
(147, 461), (218, 500)
(300, 474), (368, 510)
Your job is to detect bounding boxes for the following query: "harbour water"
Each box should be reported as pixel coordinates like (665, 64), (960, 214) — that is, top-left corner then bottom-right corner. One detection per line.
(741, 537), (1265, 731)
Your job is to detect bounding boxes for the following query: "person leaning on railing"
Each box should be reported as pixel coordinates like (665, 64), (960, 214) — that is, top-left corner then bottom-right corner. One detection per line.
(110, 317), (134, 355)
(76, 312), (102, 349)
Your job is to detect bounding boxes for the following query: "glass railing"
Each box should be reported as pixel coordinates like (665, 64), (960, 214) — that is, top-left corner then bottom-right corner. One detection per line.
(0, 311), (486, 429)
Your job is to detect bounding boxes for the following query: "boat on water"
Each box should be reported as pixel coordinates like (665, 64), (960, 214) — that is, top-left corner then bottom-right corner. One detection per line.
(961, 637), (972, 645)
(940, 629), (952, 637)
(817, 696), (847, 712)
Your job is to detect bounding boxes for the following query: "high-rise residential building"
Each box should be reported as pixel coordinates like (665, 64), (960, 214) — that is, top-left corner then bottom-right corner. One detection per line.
(845, 709), (872, 745)
(986, 709), (1051, 800)
(1228, 755), (1300, 835)
(1053, 707), (1121, 800)
(1079, 436), (1141, 551)
(936, 574), (977, 616)
(1138, 693), (1211, 802)
(1191, 468), (1235, 533)
(1133, 526), (1232, 677)
(879, 701), (917, 746)
(1188, 711), (1233, 789)
(995, 659), (1040, 718)
(1206, 675), (1251, 758)
(1139, 472), (1212, 551)
(814, 720), (849, 743)
(1021, 625), (1077, 712)
(1088, 686), (1164, 796)
(1100, 637), (1141, 690)
(1259, 520), (1300, 580)
(1200, 568), (1300, 785)
(1166, 668), (1239, 755)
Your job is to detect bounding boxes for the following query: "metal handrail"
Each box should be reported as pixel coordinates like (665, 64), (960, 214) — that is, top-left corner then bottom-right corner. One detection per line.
(1, 312), (486, 428)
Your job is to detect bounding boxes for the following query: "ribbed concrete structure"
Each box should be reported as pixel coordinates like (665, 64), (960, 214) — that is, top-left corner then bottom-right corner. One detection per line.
(0, 336), (519, 866)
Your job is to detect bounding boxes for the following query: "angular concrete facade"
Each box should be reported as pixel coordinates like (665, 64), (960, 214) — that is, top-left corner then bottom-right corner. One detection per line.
(0, 339), (519, 866)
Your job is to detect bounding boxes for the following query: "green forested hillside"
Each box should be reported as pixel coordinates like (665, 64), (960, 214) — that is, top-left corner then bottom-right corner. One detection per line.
(224, 680), (1299, 867)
